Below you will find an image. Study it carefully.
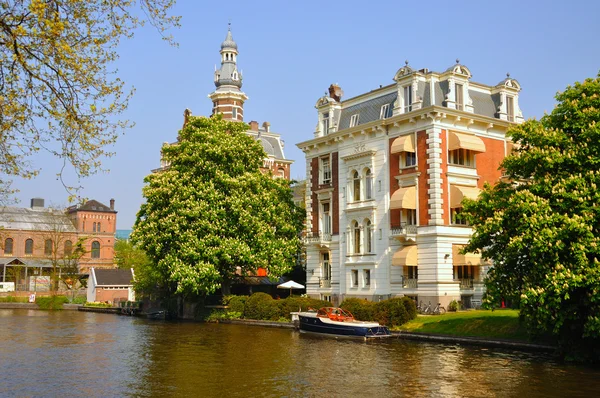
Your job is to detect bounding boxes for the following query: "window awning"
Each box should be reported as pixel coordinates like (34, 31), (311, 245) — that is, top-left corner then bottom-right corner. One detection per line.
(450, 185), (481, 208)
(391, 134), (415, 154)
(390, 186), (416, 210)
(452, 244), (484, 265)
(448, 132), (486, 153)
(392, 245), (418, 266)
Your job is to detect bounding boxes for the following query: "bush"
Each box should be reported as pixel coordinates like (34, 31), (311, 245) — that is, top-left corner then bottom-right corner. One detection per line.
(341, 297), (416, 327)
(244, 293), (279, 321)
(374, 298), (409, 327)
(448, 300), (459, 312)
(0, 296), (28, 303)
(402, 297), (417, 320)
(84, 302), (114, 308)
(36, 295), (69, 310)
(276, 296), (332, 320)
(340, 298), (375, 321)
(224, 295), (247, 316)
(206, 309), (242, 322)
(71, 296), (86, 305)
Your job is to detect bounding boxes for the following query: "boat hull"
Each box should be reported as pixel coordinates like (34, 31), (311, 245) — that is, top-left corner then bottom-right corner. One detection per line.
(298, 313), (391, 338)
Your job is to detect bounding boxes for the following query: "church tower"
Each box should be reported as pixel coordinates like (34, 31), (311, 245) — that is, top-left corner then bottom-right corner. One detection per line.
(208, 26), (248, 121)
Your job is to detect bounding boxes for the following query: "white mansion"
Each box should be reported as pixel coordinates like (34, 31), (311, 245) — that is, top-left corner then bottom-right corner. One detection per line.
(297, 61), (523, 308)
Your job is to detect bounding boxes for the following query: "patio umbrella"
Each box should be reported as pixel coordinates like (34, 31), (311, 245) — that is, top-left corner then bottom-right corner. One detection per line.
(277, 280), (304, 297)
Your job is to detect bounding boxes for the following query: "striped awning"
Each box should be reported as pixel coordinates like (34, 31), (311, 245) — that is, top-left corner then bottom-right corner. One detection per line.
(450, 185), (481, 208)
(392, 245), (418, 266)
(390, 186), (416, 210)
(452, 244), (484, 265)
(448, 132), (486, 153)
(391, 134), (415, 154)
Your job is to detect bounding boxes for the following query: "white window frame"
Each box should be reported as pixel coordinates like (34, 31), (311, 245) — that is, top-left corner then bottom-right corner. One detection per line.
(448, 149), (475, 167)
(402, 152), (416, 168)
(349, 114), (360, 128)
(455, 83), (464, 111)
(365, 220), (373, 253)
(451, 207), (468, 225)
(352, 170), (361, 202)
(353, 220), (361, 254)
(380, 104), (390, 119)
(232, 107), (237, 119)
(322, 112), (330, 134)
(403, 85), (413, 113)
(364, 269), (371, 287)
(402, 209), (417, 226)
(506, 96), (515, 122)
(365, 168), (373, 200)
(320, 156), (331, 184)
(351, 269), (359, 287)
(321, 202), (331, 235)
(321, 252), (331, 280)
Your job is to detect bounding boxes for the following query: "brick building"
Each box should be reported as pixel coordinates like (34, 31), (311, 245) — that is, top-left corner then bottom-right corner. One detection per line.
(297, 61), (523, 308)
(159, 27), (293, 179)
(0, 198), (118, 290)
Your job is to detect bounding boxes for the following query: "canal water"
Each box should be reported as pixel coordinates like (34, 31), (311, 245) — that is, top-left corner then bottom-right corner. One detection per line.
(1, 309), (599, 397)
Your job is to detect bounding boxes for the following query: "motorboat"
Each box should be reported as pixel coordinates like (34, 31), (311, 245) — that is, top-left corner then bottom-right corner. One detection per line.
(295, 307), (391, 338)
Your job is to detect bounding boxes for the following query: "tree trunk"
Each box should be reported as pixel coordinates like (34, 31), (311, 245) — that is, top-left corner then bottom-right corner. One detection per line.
(221, 278), (231, 296)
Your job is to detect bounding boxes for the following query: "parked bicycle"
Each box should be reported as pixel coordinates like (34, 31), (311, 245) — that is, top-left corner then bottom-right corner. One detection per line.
(431, 302), (446, 315)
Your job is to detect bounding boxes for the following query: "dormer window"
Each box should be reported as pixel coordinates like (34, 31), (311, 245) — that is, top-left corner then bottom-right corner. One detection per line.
(380, 104), (390, 119)
(455, 83), (464, 111)
(403, 85), (412, 113)
(506, 96), (515, 122)
(322, 113), (330, 134)
(349, 114), (360, 128)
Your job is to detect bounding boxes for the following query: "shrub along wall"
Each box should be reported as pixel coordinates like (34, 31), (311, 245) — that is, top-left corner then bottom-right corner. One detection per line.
(217, 293), (332, 322)
(341, 297), (417, 327)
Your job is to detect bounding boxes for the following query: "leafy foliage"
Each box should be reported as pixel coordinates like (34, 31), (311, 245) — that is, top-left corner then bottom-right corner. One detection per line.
(341, 297), (417, 327)
(132, 116), (305, 297)
(0, 0), (179, 198)
(36, 295), (69, 310)
(243, 292), (279, 321)
(461, 73), (600, 361)
(223, 295), (247, 316)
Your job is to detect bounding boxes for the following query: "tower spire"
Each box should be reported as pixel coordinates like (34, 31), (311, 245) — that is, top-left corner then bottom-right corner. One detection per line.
(208, 26), (248, 121)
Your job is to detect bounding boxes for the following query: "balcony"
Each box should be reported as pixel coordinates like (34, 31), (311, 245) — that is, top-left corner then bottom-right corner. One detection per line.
(390, 223), (417, 242)
(456, 278), (474, 289)
(304, 232), (332, 248)
(402, 278), (418, 289)
(319, 278), (331, 288)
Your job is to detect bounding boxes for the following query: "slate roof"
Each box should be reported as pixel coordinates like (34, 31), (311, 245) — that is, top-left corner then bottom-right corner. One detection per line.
(93, 268), (134, 286)
(0, 206), (77, 232)
(246, 131), (286, 159)
(338, 92), (396, 130)
(75, 200), (116, 213)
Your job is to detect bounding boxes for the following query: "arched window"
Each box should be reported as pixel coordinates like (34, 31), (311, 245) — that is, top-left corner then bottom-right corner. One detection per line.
(25, 239), (33, 255)
(91, 241), (100, 259)
(44, 239), (53, 256)
(4, 238), (13, 255)
(353, 171), (361, 202)
(365, 168), (373, 200)
(278, 168), (285, 178)
(64, 240), (73, 256)
(366, 220), (373, 253)
(97, 222), (101, 232)
(353, 221), (361, 254)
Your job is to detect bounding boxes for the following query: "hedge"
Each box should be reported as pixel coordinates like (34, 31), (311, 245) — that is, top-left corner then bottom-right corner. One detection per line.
(222, 294), (332, 321)
(341, 296), (417, 327)
(36, 295), (69, 310)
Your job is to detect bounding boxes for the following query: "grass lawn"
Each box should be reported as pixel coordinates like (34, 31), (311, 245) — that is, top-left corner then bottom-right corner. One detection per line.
(395, 309), (532, 341)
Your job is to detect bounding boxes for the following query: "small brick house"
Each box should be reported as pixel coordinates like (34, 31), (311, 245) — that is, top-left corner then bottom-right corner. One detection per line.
(87, 267), (135, 304)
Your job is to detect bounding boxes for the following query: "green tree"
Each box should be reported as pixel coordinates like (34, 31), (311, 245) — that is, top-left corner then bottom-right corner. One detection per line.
(115, 239), (148, 270)
(461, 73), (600, 361)
(114, 239), (159, 298)
(0, 0), (179, 199)
(131, 116), (305, 297)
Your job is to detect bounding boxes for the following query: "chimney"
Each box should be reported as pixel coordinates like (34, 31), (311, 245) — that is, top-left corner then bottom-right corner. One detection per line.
(110, 198), (115, 210)
(249, 121), (259, 131)
(30, 198), (44, 209)
(262, 121), (270, 133)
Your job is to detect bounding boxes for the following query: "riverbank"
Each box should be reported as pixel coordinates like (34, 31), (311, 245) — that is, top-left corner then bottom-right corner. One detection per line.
(0, 302), (82, 310)
(217, 311), (556, 353)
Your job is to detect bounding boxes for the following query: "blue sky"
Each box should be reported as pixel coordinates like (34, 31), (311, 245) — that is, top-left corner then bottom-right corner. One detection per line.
(10, 0), (600, 229)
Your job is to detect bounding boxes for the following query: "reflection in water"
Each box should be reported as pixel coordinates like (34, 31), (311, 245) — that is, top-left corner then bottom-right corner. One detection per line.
(1, 309), (599, 397)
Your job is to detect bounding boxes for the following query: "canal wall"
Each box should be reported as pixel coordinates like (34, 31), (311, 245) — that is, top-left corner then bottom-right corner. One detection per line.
(0, 303), (82, 311)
